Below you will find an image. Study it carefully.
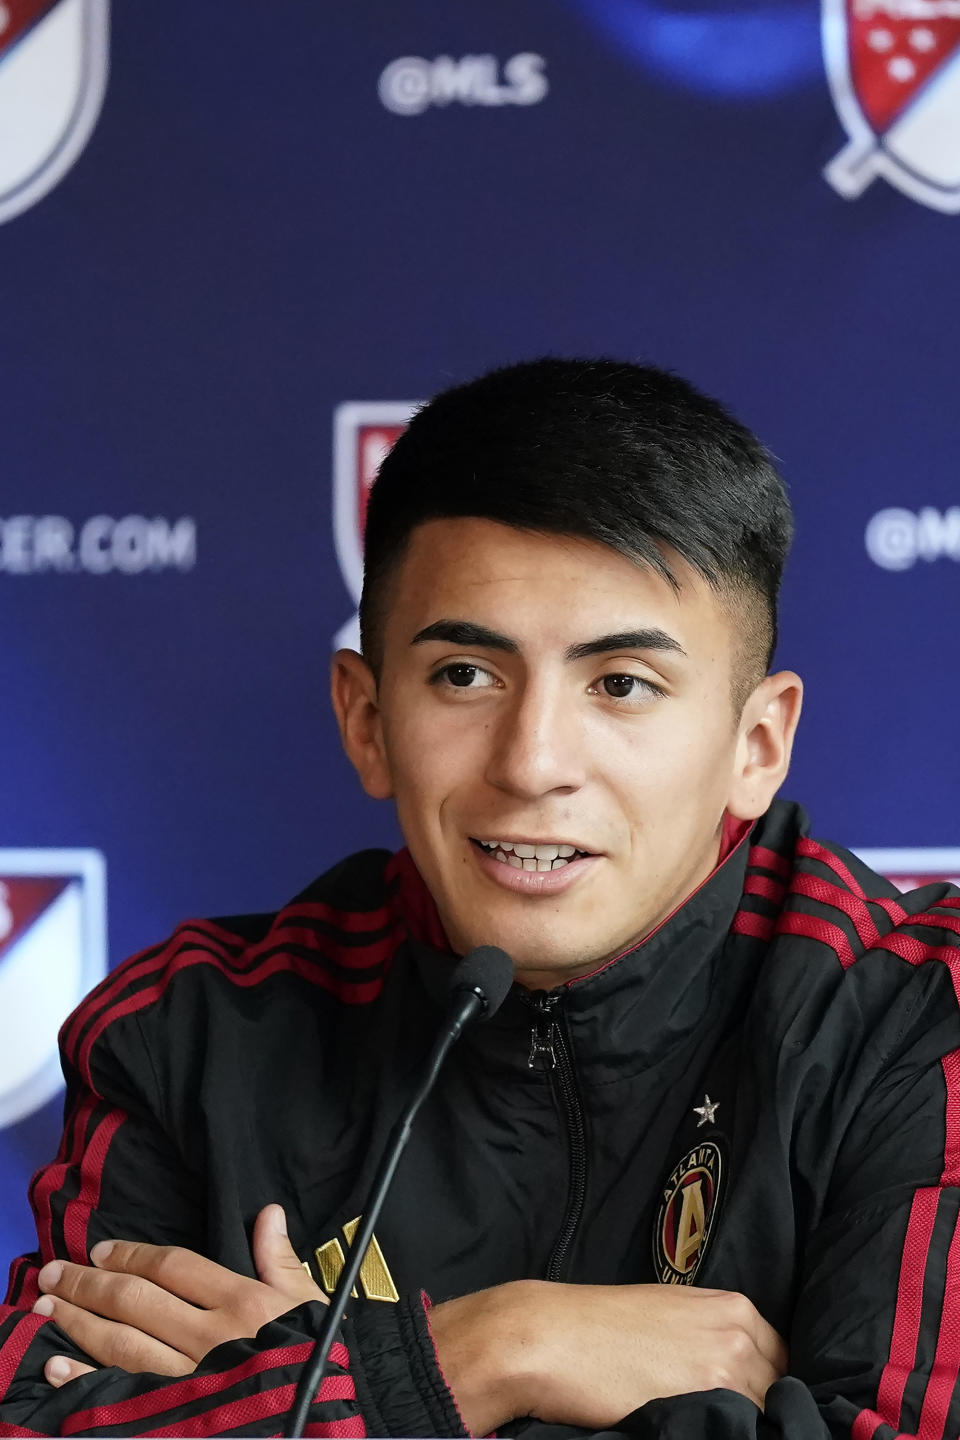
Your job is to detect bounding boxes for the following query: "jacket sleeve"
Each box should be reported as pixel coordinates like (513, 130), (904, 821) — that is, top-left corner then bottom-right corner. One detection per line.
(0, 1295), (467, 1437)
(0, 947), (469, 1439)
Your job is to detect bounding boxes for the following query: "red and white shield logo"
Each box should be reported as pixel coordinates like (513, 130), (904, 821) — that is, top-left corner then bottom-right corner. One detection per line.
(331, 402), (420, 649)
(823, 0), (960, 210)
(0, 849), (106, 1126)
(0, 0), (109, 227)
(854, 848), (960, 890)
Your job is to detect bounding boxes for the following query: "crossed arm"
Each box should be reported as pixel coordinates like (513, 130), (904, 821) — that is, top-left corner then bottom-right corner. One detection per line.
(28, 1205), (786, 1434)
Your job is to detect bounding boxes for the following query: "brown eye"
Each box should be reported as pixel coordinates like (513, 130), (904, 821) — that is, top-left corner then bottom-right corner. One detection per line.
(602, 674), (637, 698)
(446, 664), (478, 687)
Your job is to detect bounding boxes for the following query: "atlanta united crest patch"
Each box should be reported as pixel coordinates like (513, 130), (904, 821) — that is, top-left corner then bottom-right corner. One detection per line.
(654, 1141), (723, 1285)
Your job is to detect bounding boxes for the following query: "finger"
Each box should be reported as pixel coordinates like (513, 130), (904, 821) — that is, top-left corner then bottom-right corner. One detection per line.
(33, 1296), (194, 1376)
(750, 1314), (788, 1374)
(751, 1355), (782, 1411)
(38, 1263), (212, 1359)
(89, 1240), (243, 1309)
(45, 1356), (95, 1388)
(253, 1206), (327, 1304)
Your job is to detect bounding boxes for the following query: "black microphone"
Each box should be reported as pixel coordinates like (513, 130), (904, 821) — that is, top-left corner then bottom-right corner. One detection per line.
(287, 944), (514, 1436)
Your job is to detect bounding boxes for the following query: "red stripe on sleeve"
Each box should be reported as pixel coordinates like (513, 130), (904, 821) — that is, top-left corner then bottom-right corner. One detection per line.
(63, 1341), (351, 1434)
(3, 1257), (32, 1308)
(731, 909), (774, 941)
(76, 947), (392, 1087)
(302, 1419), (367, 1438)
(0, 1313), (47, 1397)
(940, 1051), (960, 1187)
(789, 873), (881, 950)
(30, 1094), (99, 1266)
(255, 900), (393, 937)
(796, 838), (867, 897)
(774, 910), (857, 968)
(742, 874), (787, 903)
(905, 912), (960, 941)
(747, 844), (791, 878)
(872, 1188), (941, 1431)
(247, 921), (400, 972)
(138, 1375), (357, 1438)
(61, 1108), (127, 1260)
(914, 1211), (960, 1439)
(61, 923), (240, 1058)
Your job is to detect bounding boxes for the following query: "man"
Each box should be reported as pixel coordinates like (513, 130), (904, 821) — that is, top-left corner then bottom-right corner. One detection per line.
(1, 358), (958, 1438)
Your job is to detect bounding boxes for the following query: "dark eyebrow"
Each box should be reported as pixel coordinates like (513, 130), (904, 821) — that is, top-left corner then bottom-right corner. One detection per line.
(564, 629), (687, 662)
(411, 620), (520, 653)
(410, 620), (685, 661)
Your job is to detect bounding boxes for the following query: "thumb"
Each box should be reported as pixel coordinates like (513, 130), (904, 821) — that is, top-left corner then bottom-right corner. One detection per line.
(253, 1204), (326, 1303)
(46, 1355), (96, 1388)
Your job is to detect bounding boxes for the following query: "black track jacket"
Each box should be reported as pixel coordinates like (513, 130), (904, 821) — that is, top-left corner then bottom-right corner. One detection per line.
(2, 799), (960, 1438)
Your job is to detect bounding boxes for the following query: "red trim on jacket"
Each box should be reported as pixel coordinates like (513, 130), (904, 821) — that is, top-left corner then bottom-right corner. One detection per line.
(61, 1341), (353, 1436)
(860, 1187), (941, 1436)
(0, 1315), (46, 1398)
(136, 1375), (357, 1438)
(914, 1212), (960, 1439)
(62, 1109), (127, 1261)
(76, 944), (394, 1088)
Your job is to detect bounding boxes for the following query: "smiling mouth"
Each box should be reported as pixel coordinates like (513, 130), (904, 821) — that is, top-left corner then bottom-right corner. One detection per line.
(470, 837), (593, 871)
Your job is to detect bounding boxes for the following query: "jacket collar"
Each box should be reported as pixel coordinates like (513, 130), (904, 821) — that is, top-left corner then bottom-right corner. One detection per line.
(388, 815), (757, 1080)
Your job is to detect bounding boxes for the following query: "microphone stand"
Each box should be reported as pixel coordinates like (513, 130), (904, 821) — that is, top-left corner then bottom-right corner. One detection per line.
(287, 984), (486, 1436)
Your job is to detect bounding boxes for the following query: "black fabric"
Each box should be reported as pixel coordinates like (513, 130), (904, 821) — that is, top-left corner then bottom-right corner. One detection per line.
(1, 797), (959, 1437)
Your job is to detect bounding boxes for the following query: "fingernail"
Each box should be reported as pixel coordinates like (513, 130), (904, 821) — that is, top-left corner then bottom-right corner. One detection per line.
(37, 1261), (63, 1291)
(90, 1240), (114, 1265)
(47, 1356), (72, 1384)
(273, 1205), (287, 1237)
(32, 1296), (54, 1317)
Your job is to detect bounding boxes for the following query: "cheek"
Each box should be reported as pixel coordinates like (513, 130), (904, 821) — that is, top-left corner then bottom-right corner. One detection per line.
(382, 694), (484, 815)
(593, 708), (733, 806)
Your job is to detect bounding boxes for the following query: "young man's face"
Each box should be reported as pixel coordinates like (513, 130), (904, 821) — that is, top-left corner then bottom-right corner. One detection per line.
(335, 518), (801, 988)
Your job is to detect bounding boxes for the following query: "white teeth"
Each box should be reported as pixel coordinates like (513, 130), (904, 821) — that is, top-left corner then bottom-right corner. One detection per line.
(477, 837), (588, 870)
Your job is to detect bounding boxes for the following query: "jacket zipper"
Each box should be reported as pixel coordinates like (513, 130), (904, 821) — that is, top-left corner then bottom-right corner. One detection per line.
(524, 991), (588, 1281)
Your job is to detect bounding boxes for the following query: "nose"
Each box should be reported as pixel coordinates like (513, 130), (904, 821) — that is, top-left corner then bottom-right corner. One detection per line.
(484, 678), (587, 800)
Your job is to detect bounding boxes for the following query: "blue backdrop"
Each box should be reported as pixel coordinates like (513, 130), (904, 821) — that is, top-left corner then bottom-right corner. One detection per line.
(1, 0), (958, 1267)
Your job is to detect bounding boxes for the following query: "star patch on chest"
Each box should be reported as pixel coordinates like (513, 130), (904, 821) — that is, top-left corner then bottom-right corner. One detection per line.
(693, 1093), (719, 1127)
(653, 1140), (723, 1285)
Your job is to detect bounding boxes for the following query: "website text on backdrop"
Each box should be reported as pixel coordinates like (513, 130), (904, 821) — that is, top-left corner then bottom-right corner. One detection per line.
(1, 358), (958, 1440)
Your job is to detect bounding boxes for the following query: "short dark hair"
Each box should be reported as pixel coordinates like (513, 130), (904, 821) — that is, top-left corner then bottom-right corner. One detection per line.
(359, 357), (793, 709)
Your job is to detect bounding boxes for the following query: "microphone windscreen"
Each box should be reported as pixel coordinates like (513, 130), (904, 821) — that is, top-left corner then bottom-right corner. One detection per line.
(449, 945), (514, 1019)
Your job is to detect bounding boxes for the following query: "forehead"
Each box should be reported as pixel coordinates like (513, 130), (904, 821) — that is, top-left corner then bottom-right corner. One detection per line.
(384, 517), (732, 653)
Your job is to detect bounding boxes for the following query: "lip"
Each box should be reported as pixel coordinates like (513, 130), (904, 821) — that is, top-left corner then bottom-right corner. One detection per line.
(471, 840), (600, 896)
(473, 836), (591, 852)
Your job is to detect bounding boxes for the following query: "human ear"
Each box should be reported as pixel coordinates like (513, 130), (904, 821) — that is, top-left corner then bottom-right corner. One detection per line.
(726, 671), (804, 821)
(329, 649), (394, 801)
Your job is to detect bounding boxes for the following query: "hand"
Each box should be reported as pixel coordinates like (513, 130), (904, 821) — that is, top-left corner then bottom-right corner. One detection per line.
(428, 1279), (788, 1435)
(32, 1203), (327, 1389)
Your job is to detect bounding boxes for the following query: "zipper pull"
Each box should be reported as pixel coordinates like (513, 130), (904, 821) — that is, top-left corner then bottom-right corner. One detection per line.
(528, 994), (560, 1070)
